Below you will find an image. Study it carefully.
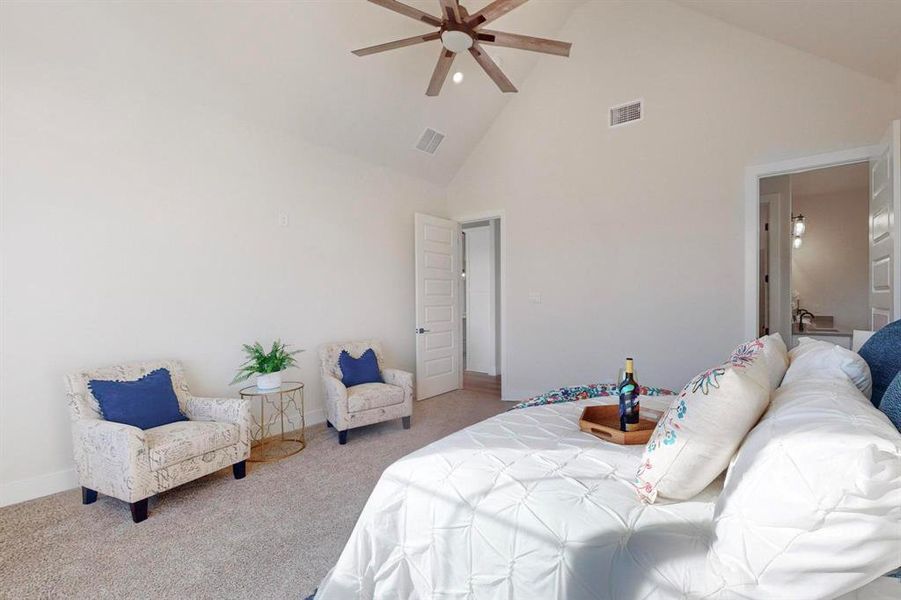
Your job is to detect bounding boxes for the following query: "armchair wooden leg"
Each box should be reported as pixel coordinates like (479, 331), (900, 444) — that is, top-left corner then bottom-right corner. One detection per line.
(130, 499), (149, 523)
(82, 487), (97, 505)
(233, 460), (246, 480)
(402, 416), (411, 429)
(338, 430), (348, 445)
(326, 420), (333, 428)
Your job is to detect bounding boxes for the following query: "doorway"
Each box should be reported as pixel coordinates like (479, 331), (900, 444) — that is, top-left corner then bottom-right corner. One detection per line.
(745, 119), (901, 342)
(758, 163), (871, 349)
(414, 212), (505, 401)
(462, 219), (501, 397)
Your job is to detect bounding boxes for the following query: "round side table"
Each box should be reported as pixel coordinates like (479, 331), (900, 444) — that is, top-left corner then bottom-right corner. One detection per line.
(239, 381), (305, 462)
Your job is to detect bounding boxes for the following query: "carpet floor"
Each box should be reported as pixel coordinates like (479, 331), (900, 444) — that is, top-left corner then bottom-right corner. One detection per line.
(0, 390), (508, 599)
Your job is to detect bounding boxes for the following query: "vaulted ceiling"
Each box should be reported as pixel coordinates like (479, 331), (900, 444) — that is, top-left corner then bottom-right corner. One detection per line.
(673, 0), (901, 83)
(12, 1), (898, 187)
(61, 1), (581, 185)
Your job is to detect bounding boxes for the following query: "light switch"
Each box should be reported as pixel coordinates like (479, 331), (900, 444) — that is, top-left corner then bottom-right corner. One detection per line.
(528, 292), (542, 304)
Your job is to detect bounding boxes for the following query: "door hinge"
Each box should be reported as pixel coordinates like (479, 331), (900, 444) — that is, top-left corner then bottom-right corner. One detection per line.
(764, 223), (769, 231)
(764, 274), (769, 283)
(765, 327), (770, 334)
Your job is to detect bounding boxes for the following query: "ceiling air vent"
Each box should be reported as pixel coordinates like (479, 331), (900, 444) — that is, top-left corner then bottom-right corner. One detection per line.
(609, 99), (643, 128)
(415, 128), (445, 154)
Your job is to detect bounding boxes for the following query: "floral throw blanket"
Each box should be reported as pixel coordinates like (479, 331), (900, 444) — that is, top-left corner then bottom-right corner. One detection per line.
(510, 382), (676, 410)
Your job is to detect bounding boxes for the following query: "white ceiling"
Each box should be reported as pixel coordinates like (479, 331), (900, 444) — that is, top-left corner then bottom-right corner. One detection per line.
(82, 1), (582, 185)
(674, 0), (901, 83)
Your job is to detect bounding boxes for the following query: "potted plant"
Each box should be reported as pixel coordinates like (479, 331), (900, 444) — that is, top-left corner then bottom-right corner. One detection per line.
(231, 340), (304, 390)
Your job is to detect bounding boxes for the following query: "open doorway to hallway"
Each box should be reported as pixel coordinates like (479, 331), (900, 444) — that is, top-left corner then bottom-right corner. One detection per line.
(462, 219), (501, 397)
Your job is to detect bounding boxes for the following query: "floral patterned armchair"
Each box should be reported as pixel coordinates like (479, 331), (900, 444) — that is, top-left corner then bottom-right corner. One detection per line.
(64, 360), (251, 522)
(319, 340), (413, 445)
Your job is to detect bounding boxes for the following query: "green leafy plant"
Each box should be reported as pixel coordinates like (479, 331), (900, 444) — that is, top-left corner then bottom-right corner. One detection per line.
(231, 340), (304, 385)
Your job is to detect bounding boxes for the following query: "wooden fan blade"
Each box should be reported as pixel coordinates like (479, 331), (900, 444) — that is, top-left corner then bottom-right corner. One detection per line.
(476, 30), (571, 57)
(466, 0), (528, 28)
(468, 44), (516, 93)
(439, 0), (462, 23)
(367, 0), (442, 27)
(353, 32), (441, 56)
(426, 49), (456, 96)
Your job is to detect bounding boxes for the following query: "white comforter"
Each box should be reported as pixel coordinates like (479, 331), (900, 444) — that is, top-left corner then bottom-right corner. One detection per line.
(315, 397), (899, 599)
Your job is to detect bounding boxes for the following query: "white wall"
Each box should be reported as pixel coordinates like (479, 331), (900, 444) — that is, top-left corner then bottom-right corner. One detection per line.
(464, 225), (496, 374)
(791, 189), (870, 331)
(447, 0), (900, 398)
(0, 9), (446, 504)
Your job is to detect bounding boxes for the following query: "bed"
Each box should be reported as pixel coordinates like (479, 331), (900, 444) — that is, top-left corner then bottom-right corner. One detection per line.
(314, 346), (901, 599)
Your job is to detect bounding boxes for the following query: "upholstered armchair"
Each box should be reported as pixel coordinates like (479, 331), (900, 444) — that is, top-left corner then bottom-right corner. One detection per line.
(64, 360), (251, 522)
(319, 340), (413, 445)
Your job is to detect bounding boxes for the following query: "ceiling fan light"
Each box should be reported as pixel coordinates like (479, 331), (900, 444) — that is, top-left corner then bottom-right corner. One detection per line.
(441, 30), (473, 53)
(452, 71), (464, 84)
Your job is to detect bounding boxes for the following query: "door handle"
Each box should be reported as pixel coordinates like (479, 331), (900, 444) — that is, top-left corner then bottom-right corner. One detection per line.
(416, 328), (431, 334)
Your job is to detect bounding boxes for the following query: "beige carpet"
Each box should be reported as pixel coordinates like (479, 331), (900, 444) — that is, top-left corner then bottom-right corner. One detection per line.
(0, 390), (509, 599)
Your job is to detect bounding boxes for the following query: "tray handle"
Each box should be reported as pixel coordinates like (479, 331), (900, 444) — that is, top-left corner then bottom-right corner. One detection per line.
(589, 426), (614, 440)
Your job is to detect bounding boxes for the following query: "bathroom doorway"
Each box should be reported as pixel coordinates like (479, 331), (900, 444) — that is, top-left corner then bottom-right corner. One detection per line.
(759, 162), (871, 349)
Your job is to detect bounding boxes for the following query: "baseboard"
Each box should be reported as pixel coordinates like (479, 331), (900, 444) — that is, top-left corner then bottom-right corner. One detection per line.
(304, 407), (326, 426)
(1, 409), (329, 508)
(0, 467), (78, 507)
(501, 388), (538, 402)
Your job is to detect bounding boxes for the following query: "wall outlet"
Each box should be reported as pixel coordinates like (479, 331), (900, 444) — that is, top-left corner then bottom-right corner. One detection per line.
(279, 214), (290, 227)
(528, 292), (542, 304)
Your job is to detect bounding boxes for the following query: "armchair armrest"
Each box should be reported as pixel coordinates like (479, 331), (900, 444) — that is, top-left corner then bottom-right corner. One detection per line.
(382, 368), (414, 404)
(185, 396), (252, 450)
(322, 374), (349, 428)
(184, 396), (251, 426)
(71, 419), (150, 502)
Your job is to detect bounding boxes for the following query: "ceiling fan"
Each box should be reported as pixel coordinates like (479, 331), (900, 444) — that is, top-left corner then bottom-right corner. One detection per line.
(352, 0), (572, 96)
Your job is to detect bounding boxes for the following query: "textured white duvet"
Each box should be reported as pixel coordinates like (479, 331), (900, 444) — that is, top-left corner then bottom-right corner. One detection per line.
(315, 395), (900, 599)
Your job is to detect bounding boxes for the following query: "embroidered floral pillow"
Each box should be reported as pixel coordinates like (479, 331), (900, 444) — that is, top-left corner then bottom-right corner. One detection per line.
(635, 340), (771, 503)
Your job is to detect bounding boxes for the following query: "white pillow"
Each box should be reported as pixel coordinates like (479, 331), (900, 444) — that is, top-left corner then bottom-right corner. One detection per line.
(709, 375), (901, 598)
(635, 340), (770, 503)
(760, 332), (789, 390)
(784, 337), (872, 399)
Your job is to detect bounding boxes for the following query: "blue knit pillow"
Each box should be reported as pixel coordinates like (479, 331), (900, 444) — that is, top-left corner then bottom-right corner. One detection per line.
(858, 319), (901, 407)
(89, 368), (187, 430)
(879, 372), (901, 432)
(339, 349), (384, 387)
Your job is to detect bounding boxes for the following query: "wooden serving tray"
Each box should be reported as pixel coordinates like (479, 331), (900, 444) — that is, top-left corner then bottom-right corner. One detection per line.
(578, 404), (657, 445)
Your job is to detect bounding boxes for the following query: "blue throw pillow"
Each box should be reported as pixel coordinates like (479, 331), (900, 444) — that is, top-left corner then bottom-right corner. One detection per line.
(858, 319), (901, 407)
(339, 348), (384, 388)
(89, 368), (187, 430)
(879, 372), (901, 432)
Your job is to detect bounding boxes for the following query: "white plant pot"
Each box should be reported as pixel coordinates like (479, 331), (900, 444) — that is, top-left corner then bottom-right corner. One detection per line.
(256, 371), (282, 390)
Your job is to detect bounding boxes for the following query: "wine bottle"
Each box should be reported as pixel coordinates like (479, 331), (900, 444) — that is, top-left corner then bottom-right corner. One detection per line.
(619, 358), (640, 432)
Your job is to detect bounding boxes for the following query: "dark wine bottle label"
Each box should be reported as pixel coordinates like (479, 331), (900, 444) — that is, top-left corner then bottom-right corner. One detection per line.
(619, 358), (640, 432)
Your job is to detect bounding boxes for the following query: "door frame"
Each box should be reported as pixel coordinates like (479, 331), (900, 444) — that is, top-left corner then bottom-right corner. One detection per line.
(452, 209), (507, 400)
(744, 145), (880, 340)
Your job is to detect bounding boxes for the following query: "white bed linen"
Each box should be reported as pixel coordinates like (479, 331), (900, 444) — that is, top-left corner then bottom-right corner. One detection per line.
(314, 396), (899, 599)
(316, 397), (723, 599)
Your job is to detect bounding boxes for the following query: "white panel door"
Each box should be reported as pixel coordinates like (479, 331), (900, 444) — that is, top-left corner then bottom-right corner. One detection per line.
(415, 213), (461, 400)
(869, 120), (901, 330)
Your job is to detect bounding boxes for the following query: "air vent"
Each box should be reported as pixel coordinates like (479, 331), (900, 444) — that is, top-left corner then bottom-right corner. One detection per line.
(415, 128), (445, 154)
(609, 99), (643, 127)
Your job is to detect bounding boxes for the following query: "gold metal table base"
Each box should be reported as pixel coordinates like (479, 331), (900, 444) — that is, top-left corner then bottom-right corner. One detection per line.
(239, 381), (306, 463)
(249, 430), (306, 462)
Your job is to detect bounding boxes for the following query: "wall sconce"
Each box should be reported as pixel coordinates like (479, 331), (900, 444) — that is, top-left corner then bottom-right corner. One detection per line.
(792, 214), (806, 237)
(791, 213), (806, 249)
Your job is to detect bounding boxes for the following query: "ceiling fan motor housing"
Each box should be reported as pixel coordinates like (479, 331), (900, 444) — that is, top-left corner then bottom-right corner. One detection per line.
(441, 28), (473, 53)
